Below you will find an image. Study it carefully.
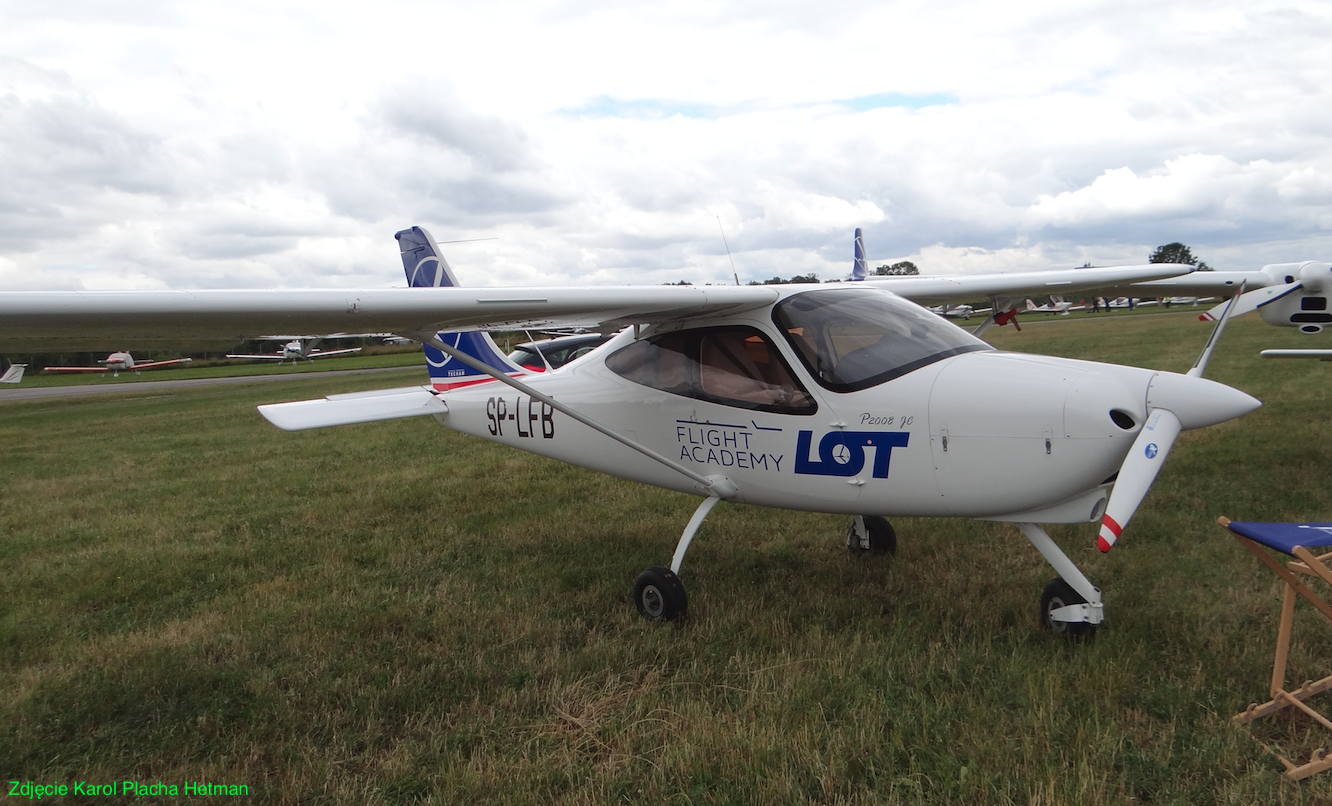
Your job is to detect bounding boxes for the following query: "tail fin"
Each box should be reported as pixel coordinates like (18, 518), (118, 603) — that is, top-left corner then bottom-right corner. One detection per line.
(0, 363), (25, 384)
(394, 226), (528, 390)
(851, 228), (868, 281)
(1026, 299), (1038, 310)
(397, 226), (461, 288)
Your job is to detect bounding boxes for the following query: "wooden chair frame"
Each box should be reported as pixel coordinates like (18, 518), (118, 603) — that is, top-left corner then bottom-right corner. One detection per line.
(1220, 516), (1332, 780)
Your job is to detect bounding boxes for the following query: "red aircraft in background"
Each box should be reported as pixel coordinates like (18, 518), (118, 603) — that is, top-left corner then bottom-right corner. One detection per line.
(44, 352), (191, 377)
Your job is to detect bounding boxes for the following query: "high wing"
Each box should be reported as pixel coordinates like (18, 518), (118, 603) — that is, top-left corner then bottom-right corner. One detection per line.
(0, 262), (1206, 352)
(1130, 270), (1272, 297)
(866, 263), (1195, 306)
(0, 287), (781, 351)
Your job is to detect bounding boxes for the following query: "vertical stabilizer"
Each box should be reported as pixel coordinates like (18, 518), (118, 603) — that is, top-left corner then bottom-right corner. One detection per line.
(394, 226), (528, 390)
(851, 228), (868, 281)
(0, 363), (25, 384)
(397, 226), (461, 288)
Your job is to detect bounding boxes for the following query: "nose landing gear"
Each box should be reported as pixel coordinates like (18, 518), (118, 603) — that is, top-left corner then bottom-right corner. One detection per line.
(847, 515), (897, 554)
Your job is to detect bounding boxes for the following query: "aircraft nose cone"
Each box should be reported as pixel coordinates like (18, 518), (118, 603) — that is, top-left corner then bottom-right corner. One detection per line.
(1146, 372), (1261, 430)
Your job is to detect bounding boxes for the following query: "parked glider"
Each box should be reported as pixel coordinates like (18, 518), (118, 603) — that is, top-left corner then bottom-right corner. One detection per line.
(0, 228), (1259, 636)
(43, 352), (191, 377)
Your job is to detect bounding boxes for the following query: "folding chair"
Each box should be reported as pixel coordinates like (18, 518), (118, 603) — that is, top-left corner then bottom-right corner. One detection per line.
(1219, 517), (1332, 780)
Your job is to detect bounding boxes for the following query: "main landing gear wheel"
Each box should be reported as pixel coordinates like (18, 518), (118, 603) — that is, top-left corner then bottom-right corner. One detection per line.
(847, 515), (897, 555)
(1040, 577), (1096, 639)
(634, 566), (688, 622)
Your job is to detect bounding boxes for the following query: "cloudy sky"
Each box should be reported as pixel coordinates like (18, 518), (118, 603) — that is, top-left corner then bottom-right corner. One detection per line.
(1, 0), (1329, 290)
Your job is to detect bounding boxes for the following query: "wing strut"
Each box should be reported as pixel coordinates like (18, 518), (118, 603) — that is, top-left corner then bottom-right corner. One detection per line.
(406, 331), (740, 501)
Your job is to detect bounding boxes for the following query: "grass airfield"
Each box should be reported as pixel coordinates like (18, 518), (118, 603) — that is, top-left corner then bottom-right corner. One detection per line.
(3, 311), (1332, 804)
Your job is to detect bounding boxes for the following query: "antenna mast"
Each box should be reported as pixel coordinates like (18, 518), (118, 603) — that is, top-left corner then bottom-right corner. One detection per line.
(717, 216), (740, 286)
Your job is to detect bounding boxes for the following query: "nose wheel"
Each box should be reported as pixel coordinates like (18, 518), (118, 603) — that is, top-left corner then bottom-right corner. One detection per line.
(634, 566), (687, 621)
(847, 515), (897, 554)
(1040, 578), (1097, 638)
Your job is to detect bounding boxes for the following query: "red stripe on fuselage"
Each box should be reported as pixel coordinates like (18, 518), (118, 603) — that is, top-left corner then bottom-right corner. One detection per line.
(431, 372), (528, 392)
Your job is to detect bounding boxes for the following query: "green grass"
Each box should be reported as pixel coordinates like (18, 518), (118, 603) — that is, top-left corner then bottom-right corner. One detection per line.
(3, 312), (1331, 803)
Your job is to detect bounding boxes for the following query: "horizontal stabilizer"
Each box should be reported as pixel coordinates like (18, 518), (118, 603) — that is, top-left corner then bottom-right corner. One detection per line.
(1199, 282), (1299, 322)
(258, 386), (447, 431)
(1261, 349), (1332, 360)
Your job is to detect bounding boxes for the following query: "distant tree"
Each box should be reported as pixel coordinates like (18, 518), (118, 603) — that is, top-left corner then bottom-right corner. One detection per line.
(788, 273), (820, 284)
(758, 276), (788, 285)
(1150, 243), (1212, 271)
(874, 261), (919, 276)
(664, 280), (693, 286)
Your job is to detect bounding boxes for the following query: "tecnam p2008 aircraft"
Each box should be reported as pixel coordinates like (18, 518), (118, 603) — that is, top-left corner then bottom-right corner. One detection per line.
(0, 228), (1259, 636)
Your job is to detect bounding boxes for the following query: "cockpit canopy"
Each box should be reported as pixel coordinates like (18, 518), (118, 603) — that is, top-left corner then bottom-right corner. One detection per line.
(773, 287), (993, 392)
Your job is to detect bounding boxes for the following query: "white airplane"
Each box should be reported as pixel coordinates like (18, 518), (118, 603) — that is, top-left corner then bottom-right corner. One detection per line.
(0, 228), (1259, 637)
(927, 303), (988, 321)
(1025, 296), (1074, 315)
(1200, 261), (1332, 334)
(227, 336), (363, 365)
(43, 352), (192, 377)
(1, 363), (26, 383)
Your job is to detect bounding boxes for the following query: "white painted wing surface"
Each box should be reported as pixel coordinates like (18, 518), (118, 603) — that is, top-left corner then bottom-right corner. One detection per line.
(0, 286), (780, 351)
(872, 264), (1197, 305)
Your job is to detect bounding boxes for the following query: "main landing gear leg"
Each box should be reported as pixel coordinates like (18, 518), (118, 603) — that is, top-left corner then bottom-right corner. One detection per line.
(634, 496), (720, 622)
(1017, 522), (1104, 638)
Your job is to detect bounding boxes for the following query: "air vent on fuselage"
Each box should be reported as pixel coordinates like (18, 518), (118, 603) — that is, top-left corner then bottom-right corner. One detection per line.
(1109, 409), (1136, 430)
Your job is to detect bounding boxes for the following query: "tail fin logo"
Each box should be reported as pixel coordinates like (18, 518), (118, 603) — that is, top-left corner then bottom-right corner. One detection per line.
(410, 256), (448, 288)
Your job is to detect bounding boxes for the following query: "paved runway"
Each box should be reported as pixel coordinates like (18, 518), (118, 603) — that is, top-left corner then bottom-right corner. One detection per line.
(0, 366), (423, 402)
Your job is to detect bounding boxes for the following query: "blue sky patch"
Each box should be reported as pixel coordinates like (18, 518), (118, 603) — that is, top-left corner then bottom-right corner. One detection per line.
(565, 96), (721, 119)
(840, 92), (957, 111)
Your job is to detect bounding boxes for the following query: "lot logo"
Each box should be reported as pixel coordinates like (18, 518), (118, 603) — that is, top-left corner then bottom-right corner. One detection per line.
(794, 431), (909, 478)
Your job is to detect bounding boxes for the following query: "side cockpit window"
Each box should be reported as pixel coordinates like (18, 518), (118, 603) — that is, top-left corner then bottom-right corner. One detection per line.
(606, 326), (817, 415)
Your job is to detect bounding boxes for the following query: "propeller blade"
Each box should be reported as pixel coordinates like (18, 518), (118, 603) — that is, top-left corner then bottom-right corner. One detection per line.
(1097, 408), (1182, 553)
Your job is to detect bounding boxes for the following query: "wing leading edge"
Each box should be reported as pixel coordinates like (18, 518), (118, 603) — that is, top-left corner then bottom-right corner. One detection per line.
(0, 286), (781, 352)
(0, 262), (1220, 353)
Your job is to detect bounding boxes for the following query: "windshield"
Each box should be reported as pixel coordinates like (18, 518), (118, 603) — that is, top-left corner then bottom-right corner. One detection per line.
(773, 287), (992, 392)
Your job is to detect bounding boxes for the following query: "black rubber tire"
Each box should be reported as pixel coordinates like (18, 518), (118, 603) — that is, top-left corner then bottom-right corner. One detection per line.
(634, 566), (688, 621)
(848, 516), (897, 555)
(1040, 577), (1097, 639)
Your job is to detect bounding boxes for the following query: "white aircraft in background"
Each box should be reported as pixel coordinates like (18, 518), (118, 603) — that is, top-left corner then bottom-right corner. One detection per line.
(1, 363), (25, 383)
(227, 336), (363, 365)
(1025, 296), (1075, 315)
(1200, 261), (1332, 334)
(0, 227), (1260, 637)
(43, 352), (191, 377)
(928, 303), (988, 321)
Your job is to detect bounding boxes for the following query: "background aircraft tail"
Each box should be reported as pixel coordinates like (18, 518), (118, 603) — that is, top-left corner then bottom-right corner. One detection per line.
(395, 226), (528, 390)
(0, 363), (25, 383)
(851, 228), (868, 281)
